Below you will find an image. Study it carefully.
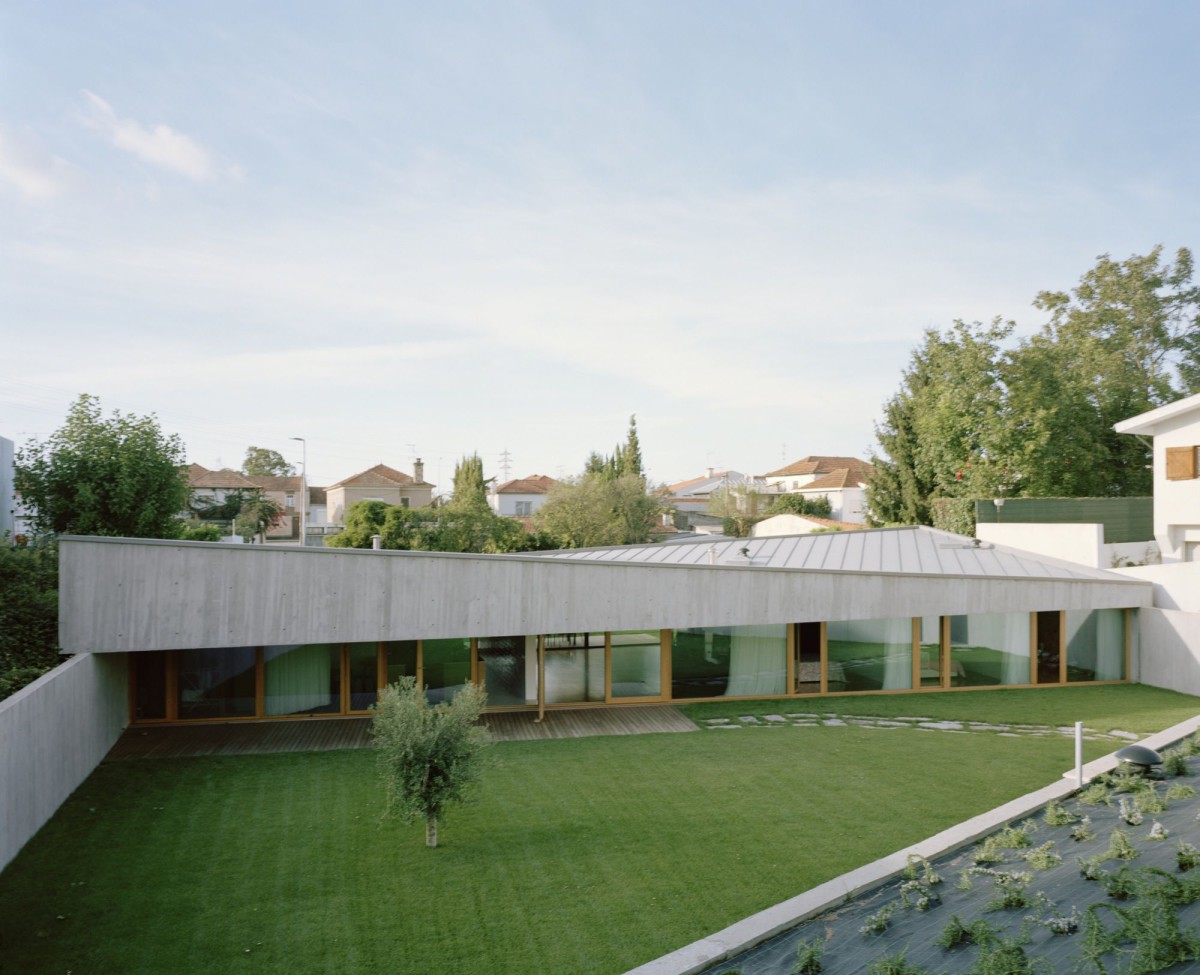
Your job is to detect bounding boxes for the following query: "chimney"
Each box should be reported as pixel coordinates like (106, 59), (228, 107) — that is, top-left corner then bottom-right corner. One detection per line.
(706, 467), (714, 479)
(413, 458), (424, 483)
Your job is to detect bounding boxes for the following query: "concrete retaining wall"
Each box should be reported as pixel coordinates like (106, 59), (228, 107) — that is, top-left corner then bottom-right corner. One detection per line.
(0, 653), (128, 873)
(1139, 608), (1200, 697)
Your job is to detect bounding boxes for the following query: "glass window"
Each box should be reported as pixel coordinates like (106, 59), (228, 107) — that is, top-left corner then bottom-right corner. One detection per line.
(422, 637), (472, 704)
(133, 651), (167, 720)
(265, 643), (341, 715)
(918, 616), (942, 687)
(949, 613), (1031, 687)
(1066, 609), (1126, 681)
(610, 630), (662, 699)
(477, 635), (529, 707)
(543, 632), (606, 704)
(671, 625), (786, 698)
(177, 647), (256, 719)
(384, 640), (418, 686)
(827, 618), (912, 692)
(347, 642), (380, 711)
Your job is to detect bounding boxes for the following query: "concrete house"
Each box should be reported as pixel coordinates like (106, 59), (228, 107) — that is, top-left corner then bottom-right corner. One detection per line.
(489, 475), (557, 518)
(762, 456), (873, 523)
(324, 461), (435, 524)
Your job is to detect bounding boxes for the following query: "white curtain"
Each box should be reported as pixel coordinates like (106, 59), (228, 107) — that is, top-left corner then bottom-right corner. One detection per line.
(265, 643), (334, 715)
(725, 625), (786, 696)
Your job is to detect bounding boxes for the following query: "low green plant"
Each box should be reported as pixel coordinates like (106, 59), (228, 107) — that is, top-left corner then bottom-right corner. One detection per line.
(1022, 841), (1062, 871)
(1166, 781), (1196, 801)
(866, 951), (929, 975)
(1178, 841), (1200, 872)
(793, 937), (824, 974)
(1078, 781), (1111, 805)
(1078, 856), (1105, 881)
(859, 902), (897, 936)
(1135, 784), (1166, 814)
(1026, 905), (1080, 935)
(1043, 798), (1078, 826)
(898, 879), (940, 911)
(1162, 748), (1190, 776)
(972, 836), (1006, 865)
(936, 915), (1000, 950)
(986, 870), (1036, 912)
(965, 937), (1046, 975)
(1149, 821), (1169, 841)
(1099, 829), (1139, 863)
(902, 854), (941, 886)
(1181, 734), (1200, 757)
(995, 820), (1037, 848)
(1103, 866), (1139, 901)
(1106, 766), (1152, 794)
(1097, 895), (1200, 975)
(1071, 815), (1096, 842)
(1119, 794), (1145, 825)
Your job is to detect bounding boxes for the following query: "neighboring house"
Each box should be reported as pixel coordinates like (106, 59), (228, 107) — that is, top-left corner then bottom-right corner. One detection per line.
(751, 513), (864, 537)
(762, 456), (873, 524)
(663, 469), (764, 530)
(324, 460), (435, 524)
(1115, 392), (1200, 563)
(0, 435), (13, 539)
(186, 465), (295, 540)
(489, 475), (556, 518)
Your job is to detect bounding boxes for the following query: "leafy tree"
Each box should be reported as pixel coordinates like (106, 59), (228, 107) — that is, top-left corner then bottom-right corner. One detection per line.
(584, 415), (646, 482)
(242, 446), (295, 477)
(327, 499), (557, 553)
(0, 543), (60, 700)
(869, 247), (1200, 524)
(370, 676), (491, 848)
(535, 473), (661, 547)
(768, 494), (833, 518)
(448, 454), (490, 513)
(235, 493), (285, 543)
(14, 394), (189, 539)
(706, 483), (769, 537)
(178, 522), (224, 542)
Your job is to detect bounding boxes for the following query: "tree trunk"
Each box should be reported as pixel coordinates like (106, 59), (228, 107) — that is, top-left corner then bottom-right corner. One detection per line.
(425, 815), (438, 848)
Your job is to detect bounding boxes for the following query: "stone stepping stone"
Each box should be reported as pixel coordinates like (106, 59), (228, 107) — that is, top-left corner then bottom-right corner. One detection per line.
(738, 716), (761, 724)
(1111, 730), (1140, 740)
(919, 720), (964, 730)
(823, 718), (847, 726)
(763, 714), (787, 722)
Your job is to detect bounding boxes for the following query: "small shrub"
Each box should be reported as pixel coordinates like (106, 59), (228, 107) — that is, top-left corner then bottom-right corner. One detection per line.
(794, 937), (824, 974)
(1162, 747), (1190, 776)
(1166, 781), (1197, 801)
(1106, 766), (1152, 794)
(972, 837), (1006, 865)
(1071, 816), (1095, 842)
(1119, 795), (1144, 825)
(1178, 841), (1200, 872)
(986, 870), (1036, 912)
(859, 902), (897, 936)
(965, 938), (1045, 975)
(902, 854), (941, 886)
(1022, 842), (1062, 871)
(1104, 867), (1139, 901)
(898, 879), (940, 911)
(1026, 905), (1080, 935)
(1078, 781), (1110, 805)
(1148, 821), (1169, 841)
(866, 952), (929, 975)
(1181, 734), (1200, 757)
(1134, 785), (1166, 815)
(1098, 829), (1139, 863)
(995, 821), (1037, 849)
(936, 915), (999, 950)
(1043, 799), (1078, 826)
(1078, 856), (1105, 881)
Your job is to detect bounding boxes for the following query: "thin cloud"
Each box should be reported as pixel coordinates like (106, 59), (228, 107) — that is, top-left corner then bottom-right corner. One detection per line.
(0, 128), (75, 201)
(81, 90), (215, 180)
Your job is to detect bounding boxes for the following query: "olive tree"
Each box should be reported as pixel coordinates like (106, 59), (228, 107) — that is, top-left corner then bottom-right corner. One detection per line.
(369, 677), (491, 848)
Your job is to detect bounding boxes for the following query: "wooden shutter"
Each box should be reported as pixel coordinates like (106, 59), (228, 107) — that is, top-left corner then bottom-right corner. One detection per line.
(1166, 446), (1198, 480)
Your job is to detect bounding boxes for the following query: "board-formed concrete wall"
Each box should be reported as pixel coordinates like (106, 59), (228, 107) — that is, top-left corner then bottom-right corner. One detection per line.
(0, 653), (128, 873)
(1138, 608), (1200, 698)
(58, 537), (1153, 653)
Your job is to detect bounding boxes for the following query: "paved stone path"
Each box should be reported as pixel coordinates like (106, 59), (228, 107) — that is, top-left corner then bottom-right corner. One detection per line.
(700, 712), (1144, 744)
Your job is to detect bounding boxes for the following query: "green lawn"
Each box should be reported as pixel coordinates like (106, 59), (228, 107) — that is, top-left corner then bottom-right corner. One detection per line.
(0, 685), (1197, 975)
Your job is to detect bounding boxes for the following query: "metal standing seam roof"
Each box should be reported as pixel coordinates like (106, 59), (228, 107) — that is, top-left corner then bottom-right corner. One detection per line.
(527, 525), (1143, 582)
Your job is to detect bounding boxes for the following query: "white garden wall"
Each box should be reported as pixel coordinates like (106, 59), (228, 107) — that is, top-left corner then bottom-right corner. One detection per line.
(0, 653), (128, 873)
(1137, 608), (1200, 698)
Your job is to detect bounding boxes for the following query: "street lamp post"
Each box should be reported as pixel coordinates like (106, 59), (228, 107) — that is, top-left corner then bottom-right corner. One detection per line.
(290, 437), (307, 547)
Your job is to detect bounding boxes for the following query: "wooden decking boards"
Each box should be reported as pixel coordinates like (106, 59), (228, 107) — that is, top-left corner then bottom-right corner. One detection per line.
(104, 705), (699, 761)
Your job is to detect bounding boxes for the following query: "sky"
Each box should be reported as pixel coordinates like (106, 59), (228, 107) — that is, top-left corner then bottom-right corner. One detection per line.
(2, 2), (1199, 490)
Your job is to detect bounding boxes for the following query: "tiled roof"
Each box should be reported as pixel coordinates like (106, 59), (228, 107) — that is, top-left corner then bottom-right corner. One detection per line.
(246, 475), (304, 493)
(495, 475), (557, 495)
(187, 466), (257, 489)
(764, 455), (873, 479)
(801, 468), (869, 490)
(327, 463), (415, 489)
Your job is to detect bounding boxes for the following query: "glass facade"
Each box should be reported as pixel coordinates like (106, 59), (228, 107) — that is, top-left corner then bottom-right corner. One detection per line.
(132, 607), (1131, 723)
(826, 618), (913, 692)
(177, 647), (256, 719)
(265, 643), (340, 716)
(950, 613), (1032, 687)
(1066, 609), (1126, 682)
(543, 632), (607, 704)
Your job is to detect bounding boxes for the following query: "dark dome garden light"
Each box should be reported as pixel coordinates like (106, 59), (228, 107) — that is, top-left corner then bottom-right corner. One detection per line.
(1116, 744), (1163, 777)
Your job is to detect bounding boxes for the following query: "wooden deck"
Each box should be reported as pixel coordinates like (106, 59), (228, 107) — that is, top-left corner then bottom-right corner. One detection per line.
(104, 705), (698, 761)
